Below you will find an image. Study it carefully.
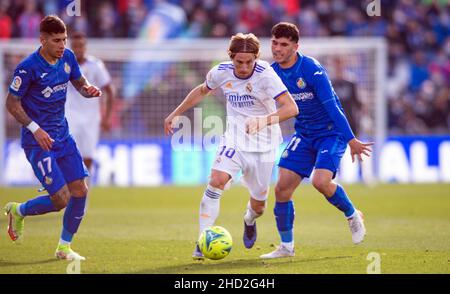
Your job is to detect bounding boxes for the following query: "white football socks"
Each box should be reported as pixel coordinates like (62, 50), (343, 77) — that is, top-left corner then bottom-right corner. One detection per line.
(281, 241), (294, 251)
(198, 185), (223, 237)
(244, 201), (262, 226)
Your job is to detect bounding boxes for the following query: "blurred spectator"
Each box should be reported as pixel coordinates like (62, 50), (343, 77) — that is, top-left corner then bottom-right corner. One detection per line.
(237, 0), (269, 36)
(1, 0), (448, 135)
(0, 0), (12, 39)
(409, 50), (430, 92)
(16, 0), (41, 39)
(123, 0), (148, 38)
(93, 1), (117, 38)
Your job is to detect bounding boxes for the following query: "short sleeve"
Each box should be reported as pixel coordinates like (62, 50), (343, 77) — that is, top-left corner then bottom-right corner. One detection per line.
(68, 50), (82, 81)
(205, 65), (221, 90)
(9, 66), (32, 98)
(263, 67), (288, 100)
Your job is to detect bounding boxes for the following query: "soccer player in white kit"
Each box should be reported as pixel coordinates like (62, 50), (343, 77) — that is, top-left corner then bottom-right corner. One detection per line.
(164, 33), (299, 259)
(65, 32), (115, 177)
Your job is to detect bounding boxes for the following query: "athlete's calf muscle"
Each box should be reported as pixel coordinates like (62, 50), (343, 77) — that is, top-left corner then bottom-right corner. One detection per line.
(50, 185), (71, 210)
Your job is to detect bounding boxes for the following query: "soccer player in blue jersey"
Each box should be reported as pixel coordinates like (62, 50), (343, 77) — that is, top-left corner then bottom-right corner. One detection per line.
(4, 15), (102, 261)
(260, 22), (373, 259)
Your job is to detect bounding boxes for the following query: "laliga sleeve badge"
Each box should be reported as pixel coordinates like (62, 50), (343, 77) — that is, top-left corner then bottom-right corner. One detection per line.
(10, 76), (22, 91)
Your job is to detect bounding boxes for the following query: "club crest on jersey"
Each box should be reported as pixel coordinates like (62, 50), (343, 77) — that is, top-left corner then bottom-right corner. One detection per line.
(44, 176), (53, 185)
(246, 83), (253, 93)
(64, 62), (71, 74)
(296, 78), (306, 89)
(10, 76), (22, 91)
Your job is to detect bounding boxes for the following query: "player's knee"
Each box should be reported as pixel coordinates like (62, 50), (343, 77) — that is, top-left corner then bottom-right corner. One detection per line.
(250, 200), (266, 215)
(69, 180), (89, 197)
(253, 204), (265, 215)
(274, 182), (293, 202)
(208, 177), (227, 191)
(312, 176), (330, 193)
(73, 184), (88, 197)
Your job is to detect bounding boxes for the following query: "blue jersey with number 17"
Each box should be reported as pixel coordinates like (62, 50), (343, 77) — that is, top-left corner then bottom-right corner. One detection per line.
(271, 53), (354, 142)
(8, 47), (82, 148)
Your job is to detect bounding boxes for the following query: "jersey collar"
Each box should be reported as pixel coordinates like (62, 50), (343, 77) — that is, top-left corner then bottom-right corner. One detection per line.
(278, 52), (303, 71)
(34, 46), (63, 68)
(233, 62), (257, 80)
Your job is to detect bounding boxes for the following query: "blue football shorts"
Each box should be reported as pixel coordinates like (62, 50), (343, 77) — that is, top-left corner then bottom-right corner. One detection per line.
(278, 133), (347, 179)
(24, 135), (89, 195)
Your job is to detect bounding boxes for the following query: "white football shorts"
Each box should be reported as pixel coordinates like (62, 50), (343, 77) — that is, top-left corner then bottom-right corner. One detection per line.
(211, 144), (277, 201)
(68, 120), (100, 159)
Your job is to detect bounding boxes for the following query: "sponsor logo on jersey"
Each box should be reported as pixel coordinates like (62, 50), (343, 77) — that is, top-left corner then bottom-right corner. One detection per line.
(292, 92), (314, 101)
(40, 73), (48, 79)
(64, 62), (71, 74)
(41, 83), (68, 98)
(281, 150), (289, 158)
(246, 83), (253, 93)
(296, 77), (306, 89)
(225, 92), (256, 108)
(10, 76), (22, 91)
(19, 69), (27, 74)
(41, 86), (53, 98)
(225, 82), (233, 89)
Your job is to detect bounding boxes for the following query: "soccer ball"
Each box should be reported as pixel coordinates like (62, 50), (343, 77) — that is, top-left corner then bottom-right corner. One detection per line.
(198, 226), (233, 260)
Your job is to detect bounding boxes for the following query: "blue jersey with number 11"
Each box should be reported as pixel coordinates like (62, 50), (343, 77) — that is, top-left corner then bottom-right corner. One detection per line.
(271, 53), (354, 142)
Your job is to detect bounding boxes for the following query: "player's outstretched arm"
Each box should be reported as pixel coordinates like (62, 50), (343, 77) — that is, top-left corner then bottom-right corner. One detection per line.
(71, 75), (102, 98)
(164, 83), (211, 135)
(246, 92), (298, 135)
(5, 93), (54, 151)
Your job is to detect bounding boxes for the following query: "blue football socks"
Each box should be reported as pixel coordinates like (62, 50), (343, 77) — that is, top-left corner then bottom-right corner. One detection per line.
(326, 184), (355, 218)
(274, 201), (295, 243)
(19, 195), (58, 216)
(61, 196), (87, 243)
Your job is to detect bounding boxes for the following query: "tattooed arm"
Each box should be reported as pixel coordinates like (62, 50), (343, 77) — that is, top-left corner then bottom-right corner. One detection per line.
(70, 75), (102, 98)
(5, 93), (54, 151)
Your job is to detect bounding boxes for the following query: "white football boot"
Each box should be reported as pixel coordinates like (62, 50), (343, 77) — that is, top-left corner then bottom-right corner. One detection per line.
(348, 210), (366, 244)
(55, 244), (86, 261)
(260, 244), (295, 259)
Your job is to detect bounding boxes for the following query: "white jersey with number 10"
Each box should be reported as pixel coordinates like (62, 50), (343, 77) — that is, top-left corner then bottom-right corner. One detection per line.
(205, 60), (288, 152)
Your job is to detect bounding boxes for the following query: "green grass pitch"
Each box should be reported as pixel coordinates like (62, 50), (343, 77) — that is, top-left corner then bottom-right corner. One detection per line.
(1, 184), (449, 274)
